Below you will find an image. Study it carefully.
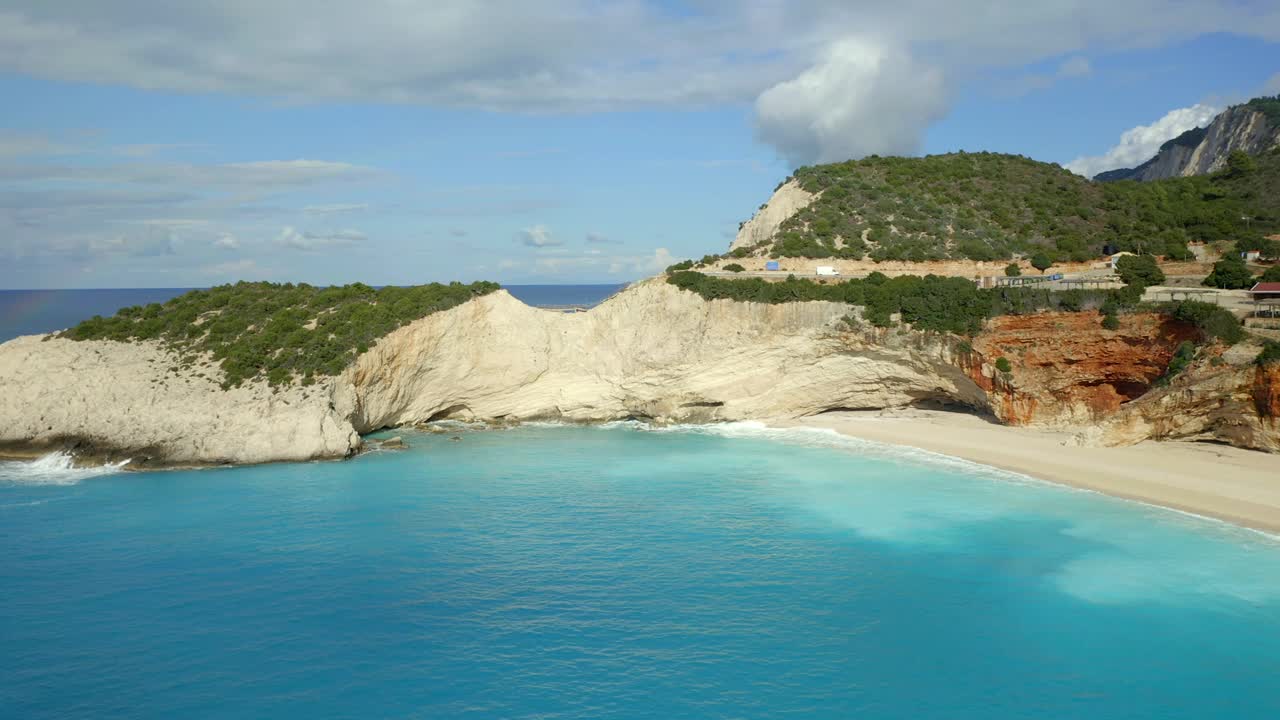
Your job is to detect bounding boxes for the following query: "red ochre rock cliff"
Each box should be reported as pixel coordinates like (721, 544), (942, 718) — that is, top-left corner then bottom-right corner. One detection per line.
(1253, 363), (1280, 422)
(967, 312), (1197, 427)
(957, 311), (1278, 452)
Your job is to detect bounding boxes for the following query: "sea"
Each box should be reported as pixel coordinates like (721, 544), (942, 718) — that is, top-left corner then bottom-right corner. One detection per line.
(0, 284), (629, 343)
(3, 289), (1280, 719)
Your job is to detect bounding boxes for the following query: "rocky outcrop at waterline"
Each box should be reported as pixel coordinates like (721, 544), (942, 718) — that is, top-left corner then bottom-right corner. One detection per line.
(1, 279), (1277, 466)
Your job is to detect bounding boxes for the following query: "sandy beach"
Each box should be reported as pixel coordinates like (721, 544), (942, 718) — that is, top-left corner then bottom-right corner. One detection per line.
(772, 410), (1280, 534)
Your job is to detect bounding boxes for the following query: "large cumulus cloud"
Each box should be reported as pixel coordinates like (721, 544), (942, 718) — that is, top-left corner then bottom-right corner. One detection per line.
(1065, 103), (1221, 178)
(754, 39), (948, 166)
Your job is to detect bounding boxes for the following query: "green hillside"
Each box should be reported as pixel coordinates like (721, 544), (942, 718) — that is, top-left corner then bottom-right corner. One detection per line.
(62, 280), (500, 388)
(747, 150), (1279, 263)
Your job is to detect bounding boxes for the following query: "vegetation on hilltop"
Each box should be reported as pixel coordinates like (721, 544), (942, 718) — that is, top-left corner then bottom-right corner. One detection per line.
(741, 149), (1280, 263)
(666, 271), (1243, 348)
(62, 281), (500, 388)
(666, 270), (1120, 335)
(1243, 94), (1280, 127)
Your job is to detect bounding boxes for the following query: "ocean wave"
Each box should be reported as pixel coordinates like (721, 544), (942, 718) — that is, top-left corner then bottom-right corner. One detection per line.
(625, 420), (1047, 487)
(0, 451), (130, 486)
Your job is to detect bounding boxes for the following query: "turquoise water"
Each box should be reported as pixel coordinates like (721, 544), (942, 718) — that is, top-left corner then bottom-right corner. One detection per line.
(2, 423), (1279, 718)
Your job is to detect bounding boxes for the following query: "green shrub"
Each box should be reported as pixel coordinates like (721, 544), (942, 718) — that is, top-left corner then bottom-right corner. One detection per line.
(994, 357), (1012, 372)
(1115, 254), (1166, 287)
(723, 263), (746, 273)
(1259, 265), (1280, 283)
(1171, 300), (1244, 345)
(1257, 341), (1280, 367)
(1203, 256), (1255, 289)
(1004, 263), (1021, 277)
(1159, 340), (1197, 384)
(1101, 313), (1120, 330)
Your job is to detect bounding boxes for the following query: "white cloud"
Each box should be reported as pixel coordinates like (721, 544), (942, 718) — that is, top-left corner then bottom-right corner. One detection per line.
(1057, 56), (1092, 78)
(303, 203), (369, 214)
(516, 224), (561, 247)
(0, 130), (75, 158)
(0, 159), (380, 187)
(0, 1), (1276, 115)
(754, 38), (948, 165)
(276, 226), (367, 250)
(88, 232), (176, 257)
(213, 233), (240, 249)
(0, 188), (196, 210)
(527, 247), (678, 278)
(1066, 103), (1221, 178)
(201, 259), (263, 278)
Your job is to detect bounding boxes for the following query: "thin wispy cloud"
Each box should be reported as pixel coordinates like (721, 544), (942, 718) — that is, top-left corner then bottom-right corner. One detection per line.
(276, 226), (368, 251)
(516, 225), (561, 248)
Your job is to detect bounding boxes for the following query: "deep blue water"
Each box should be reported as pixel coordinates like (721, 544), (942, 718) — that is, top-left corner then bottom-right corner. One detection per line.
(0, 284), (627, 342)
(2, 423), (1279, 719)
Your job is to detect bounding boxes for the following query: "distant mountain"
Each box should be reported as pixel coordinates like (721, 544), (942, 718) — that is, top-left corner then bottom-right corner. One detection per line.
(1095, 97), (1280, 182)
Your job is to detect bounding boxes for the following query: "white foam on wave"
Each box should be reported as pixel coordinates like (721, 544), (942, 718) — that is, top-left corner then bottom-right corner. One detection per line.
(632, 419), (1048, 487)
(0, 451), (130, 486)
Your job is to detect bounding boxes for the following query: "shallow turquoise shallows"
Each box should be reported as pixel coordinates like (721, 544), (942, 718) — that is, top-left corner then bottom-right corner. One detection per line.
(3, 423), (1279, 719)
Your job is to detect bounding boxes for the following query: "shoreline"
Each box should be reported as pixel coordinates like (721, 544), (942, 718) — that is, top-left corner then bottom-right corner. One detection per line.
(770, 410), (1280, 535)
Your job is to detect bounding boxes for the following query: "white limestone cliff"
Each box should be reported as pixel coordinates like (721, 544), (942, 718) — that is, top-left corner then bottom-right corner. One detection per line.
(0, 280), (984, 466)
(728, 179), (815, 252)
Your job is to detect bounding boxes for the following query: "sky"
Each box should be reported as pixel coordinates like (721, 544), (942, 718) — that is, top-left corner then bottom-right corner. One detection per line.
(1, 1), (1278, 289)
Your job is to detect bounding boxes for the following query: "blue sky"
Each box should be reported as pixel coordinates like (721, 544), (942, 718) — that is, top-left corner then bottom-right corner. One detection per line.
(0, 2), (1277, 289)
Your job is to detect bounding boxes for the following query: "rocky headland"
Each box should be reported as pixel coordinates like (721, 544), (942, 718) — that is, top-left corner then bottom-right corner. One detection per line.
(2, 278), (1276, 469)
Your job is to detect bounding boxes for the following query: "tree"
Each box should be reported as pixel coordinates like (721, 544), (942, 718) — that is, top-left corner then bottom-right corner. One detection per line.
(1260, 265), (1280, 283)
(1030, 252), (1052, 274)
(1202, 256), (1255, 289)
(1226, 149), (1257, 176)
(1004, 263), (1021, 277)
(1115, 254), (1166, 287)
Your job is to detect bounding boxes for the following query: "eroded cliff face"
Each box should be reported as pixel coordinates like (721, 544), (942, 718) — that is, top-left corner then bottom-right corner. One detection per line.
(968, 312), (1197, 426)
(2, 281), (1276, 466)
(336, 280), (986, 431)
(964, 312), (1280, 452)
(0, 335), (359, 467)
(728, 179), (815, 252)
(1093, 354), (1280, 453)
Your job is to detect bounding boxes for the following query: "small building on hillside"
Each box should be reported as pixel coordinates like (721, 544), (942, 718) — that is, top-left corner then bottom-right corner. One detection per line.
(1251, 283), (1280, 318)
(1250, 282), (1280, 300)
(1242, 250), (1262, 262)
